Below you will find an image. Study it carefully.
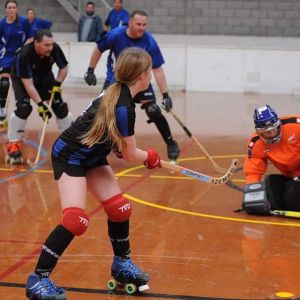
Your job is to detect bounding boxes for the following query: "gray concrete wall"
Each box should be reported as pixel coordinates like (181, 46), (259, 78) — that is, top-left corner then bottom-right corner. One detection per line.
(123, 0), (300, 36)
(1, 1), (300, 36)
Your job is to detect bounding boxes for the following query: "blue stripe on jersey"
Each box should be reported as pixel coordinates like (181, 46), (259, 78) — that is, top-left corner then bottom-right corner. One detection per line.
(116, 106), (129, 136)
(68, 149), (90, 165)
(53, 138), (67, 157)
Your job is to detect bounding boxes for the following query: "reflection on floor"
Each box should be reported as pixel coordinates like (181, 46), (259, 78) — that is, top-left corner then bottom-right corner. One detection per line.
(1, 87), (300, 300)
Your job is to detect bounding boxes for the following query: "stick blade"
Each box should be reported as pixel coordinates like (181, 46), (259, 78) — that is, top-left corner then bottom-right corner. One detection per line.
(26, 158), (39, 169)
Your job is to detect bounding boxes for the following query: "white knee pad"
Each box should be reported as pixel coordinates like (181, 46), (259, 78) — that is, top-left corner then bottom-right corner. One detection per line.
(56, 112), (74, 132)
(7, 112), (27, 141)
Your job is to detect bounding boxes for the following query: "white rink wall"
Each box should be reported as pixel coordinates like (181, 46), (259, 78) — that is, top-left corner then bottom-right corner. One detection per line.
(54, 34), (300, 95)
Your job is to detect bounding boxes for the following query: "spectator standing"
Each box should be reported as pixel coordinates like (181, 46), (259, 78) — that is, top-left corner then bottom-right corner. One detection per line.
(78, 1), (103, 42)
(25, 8), (52, 38)
(0, 0), (31, 130)
(103, 0), (129, 34)
(102, 0), (129, 89)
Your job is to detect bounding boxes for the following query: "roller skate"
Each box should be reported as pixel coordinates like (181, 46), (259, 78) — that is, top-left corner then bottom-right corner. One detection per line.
(25, 273), (67, 300)
(0, 107), (7, 132)
(107, 256), (149, 294)
(5, 142), (24, 164)
(167, 140), (180, 165)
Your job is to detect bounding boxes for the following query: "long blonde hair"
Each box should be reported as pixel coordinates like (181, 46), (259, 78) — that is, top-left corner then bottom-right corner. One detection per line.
(81, 47), (152, 150)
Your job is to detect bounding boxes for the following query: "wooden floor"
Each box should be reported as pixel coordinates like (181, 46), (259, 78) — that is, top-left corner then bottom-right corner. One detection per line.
(1, 86), (300, 300)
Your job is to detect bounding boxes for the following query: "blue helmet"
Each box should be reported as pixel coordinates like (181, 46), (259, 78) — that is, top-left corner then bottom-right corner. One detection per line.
(253, 105), (281, 144)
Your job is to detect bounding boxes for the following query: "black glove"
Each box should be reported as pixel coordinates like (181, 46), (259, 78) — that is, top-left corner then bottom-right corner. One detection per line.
(162, 92), (173, 112)
(37, 101), (52, 122)
(84, 67), (97, 86)
(50, 80), (61, 101)
(100, 30), (107, 38)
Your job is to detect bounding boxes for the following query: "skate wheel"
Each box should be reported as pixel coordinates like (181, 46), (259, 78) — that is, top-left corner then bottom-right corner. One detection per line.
(107, 279), (118, 291)
(125, 283), (137, 294)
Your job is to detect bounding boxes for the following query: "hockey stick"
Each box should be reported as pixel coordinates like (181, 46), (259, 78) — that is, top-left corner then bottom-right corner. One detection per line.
(166, 109), (228, 173)
(27, 94), (54, 168)
(270, 210), (300, 219)
(160, 158), (238, 185)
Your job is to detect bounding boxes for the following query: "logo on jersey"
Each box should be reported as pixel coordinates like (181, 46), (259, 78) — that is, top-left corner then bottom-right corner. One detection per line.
(288, 134), (296, 143)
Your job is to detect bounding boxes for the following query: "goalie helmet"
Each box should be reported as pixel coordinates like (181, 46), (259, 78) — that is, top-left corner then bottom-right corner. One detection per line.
(253, 105), (281, 144)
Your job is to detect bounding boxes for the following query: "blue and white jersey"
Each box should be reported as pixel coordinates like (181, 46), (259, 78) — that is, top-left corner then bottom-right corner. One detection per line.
(96, 26), (165, 84)
(105, 8), (129, 29)
(0, 16), (31, 69)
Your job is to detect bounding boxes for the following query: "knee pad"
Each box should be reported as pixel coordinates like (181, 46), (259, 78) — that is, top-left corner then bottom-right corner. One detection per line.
(265, 174), (288, 210)
(102, 194), (132, 222)
(15, 98), (32, 120)
(60, 207), (89, 236)
(52, 98), (69, 119)
(0, 78), (10, 101)
(142, 102), (162, 124)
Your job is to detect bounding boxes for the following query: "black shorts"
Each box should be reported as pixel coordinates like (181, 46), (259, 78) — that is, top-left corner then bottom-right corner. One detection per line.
(11, 72), (55, 102)
(52, 157), (109, 180)
(0, 67), (12, 74)
(133, 84), (156, 103)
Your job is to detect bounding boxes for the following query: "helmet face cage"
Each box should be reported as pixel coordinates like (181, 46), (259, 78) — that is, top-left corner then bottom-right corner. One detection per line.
(253, 105), (281, 144)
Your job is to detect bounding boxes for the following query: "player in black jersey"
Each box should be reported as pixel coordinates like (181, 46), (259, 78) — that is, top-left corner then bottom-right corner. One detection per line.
(6, 29), (73, 164)
(25, 48), (161, 299)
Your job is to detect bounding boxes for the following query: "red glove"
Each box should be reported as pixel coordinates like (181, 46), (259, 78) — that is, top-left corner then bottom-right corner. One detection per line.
(144, 148), (161, 169)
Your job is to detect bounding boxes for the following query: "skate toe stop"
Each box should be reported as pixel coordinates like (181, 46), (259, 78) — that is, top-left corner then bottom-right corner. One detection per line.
(138, 284), (149, 292)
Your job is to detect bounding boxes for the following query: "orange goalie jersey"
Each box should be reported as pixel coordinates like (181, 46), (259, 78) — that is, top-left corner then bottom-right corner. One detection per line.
(244, 116), (300, 183)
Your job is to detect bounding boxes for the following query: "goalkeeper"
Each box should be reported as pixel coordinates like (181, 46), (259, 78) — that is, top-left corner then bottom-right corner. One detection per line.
(242, 105), (300, 215)
(6, 29), (73, 164)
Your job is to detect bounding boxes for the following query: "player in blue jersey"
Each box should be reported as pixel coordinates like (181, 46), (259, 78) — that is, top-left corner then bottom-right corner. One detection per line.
(25, 8), (52, 38)
(84, 10), (180, 163)
(102, 0), (129, 87)
(0, 0), (31, 129)
(6, 29), (73, 164)
(25, 47), (161, 299)
(103, 0), (129, 33)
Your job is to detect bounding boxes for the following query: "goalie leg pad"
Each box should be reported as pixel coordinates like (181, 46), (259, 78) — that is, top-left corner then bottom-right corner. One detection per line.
(243, 182), (270, 215)
(283, 179), (300, 211)
(265, 174), (288, 210)
(102, 194), (132, 222)
(61, 207), (89, 236)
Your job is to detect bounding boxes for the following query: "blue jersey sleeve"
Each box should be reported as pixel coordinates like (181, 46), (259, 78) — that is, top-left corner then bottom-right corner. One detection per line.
(116, 105), (135, 137)
(144, 32), (165, 69)
(30, 18), (52, 37)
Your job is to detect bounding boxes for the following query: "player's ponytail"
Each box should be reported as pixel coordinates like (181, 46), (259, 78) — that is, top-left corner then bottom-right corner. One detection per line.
(81, 47), (152, 149)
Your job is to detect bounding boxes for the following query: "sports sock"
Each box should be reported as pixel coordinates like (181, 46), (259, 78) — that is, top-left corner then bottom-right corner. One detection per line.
(34, 225), (74, 277)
